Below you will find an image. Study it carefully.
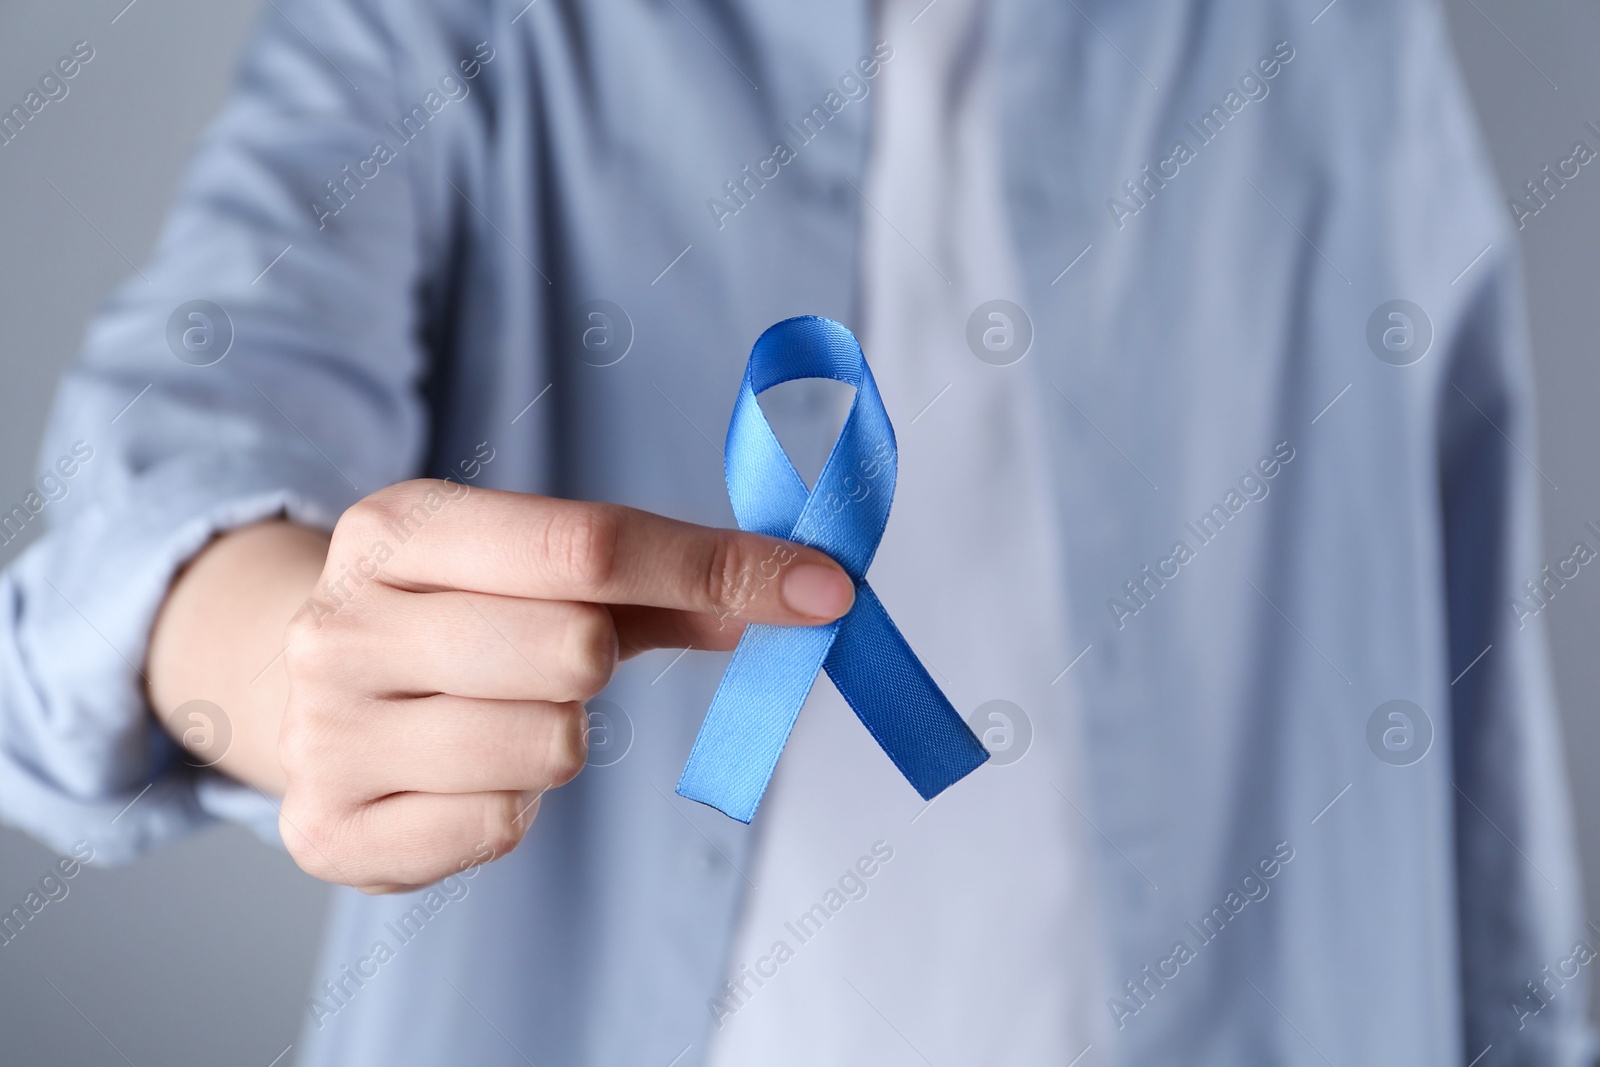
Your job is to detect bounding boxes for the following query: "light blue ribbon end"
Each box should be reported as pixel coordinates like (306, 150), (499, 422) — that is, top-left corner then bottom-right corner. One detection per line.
(674, 774), (760, 825)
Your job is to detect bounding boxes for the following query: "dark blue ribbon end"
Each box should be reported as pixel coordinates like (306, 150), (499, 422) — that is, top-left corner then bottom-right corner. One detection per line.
(907, 741), (991, 802)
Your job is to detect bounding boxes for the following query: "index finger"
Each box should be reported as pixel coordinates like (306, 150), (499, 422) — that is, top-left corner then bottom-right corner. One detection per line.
(336, 481), (855, 625)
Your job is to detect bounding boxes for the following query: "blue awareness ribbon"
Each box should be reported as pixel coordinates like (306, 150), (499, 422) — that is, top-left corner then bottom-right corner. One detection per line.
(676, 316), (990, 823)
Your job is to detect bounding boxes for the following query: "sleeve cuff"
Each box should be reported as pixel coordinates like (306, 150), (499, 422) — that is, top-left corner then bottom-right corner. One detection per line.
(0, 448), (358, 864)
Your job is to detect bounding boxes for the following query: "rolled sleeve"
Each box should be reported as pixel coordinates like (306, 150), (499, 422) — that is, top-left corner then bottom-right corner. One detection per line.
(0, 0), (444, 863)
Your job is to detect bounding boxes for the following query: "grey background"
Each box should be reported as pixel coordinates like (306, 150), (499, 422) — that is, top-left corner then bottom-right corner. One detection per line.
(0, 0), (1596, 1062)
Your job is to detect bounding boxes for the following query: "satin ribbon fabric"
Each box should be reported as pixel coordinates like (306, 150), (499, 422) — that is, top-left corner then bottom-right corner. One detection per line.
(676, 316), (990, 822)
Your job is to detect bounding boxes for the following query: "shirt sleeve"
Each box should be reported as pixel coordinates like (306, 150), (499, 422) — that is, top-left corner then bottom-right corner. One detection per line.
(1422, 43), (1598, 1067)
(0, 0), (442, 865)
(1440, 254), (1595, 1062)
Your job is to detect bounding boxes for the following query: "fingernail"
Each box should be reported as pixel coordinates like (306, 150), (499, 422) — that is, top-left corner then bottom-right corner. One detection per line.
(781, 562), (855, 620)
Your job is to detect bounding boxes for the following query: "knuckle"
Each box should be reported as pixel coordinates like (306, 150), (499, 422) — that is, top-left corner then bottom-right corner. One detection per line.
(278, 795), (347, 883)
(562, 603), (618, 699)
(275, 712), (316, 780)
(331, 494), (391, 554)
(281, 612), (354, 688)
(333, 481), (436, 556)
(280, 613), (317, 674)
(277, 707), (341, 785)
(278, 697), (364, 794)
(539, 505), (619, 596)
(480, 792), (532, 858)
(703, 530), (749, 617)
(282, 608), (335, 673)
(282, 603), (321, 648)
(544, 701), (589, 786)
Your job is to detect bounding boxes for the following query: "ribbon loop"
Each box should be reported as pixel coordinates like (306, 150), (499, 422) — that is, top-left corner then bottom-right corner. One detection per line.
(676, 316), (990, 822)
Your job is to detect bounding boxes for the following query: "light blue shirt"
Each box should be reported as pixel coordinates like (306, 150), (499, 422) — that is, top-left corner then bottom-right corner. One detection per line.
(0, 0), (1591, 1063)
